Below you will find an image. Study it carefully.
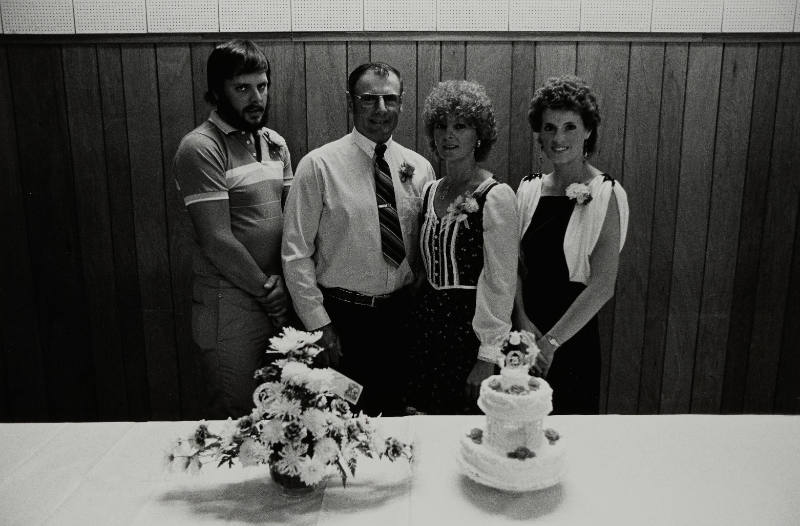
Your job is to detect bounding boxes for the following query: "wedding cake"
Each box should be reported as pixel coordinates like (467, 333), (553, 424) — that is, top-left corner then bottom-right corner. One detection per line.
(457, 332), (565, 491)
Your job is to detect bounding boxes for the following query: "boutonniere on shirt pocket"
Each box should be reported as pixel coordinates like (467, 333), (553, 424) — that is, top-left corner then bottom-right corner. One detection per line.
(445, 194), (480, 227)
(399, 162), (415, 183)
(565, 183), (592, 205)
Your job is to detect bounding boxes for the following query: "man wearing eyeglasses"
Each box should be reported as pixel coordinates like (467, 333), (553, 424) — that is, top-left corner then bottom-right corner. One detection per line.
(282, 62), (435, 416)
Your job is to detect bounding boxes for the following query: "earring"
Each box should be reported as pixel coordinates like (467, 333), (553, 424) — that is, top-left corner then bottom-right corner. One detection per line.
(476, 139), (481, 149)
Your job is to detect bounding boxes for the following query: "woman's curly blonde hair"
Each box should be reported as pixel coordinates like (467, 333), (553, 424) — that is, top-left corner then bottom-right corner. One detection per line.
(422, 80), (498, 162)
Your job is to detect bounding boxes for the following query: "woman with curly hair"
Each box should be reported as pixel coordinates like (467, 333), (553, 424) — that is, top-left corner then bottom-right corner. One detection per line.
(405, 80), (519, 414)
(515, 75), (629, 414)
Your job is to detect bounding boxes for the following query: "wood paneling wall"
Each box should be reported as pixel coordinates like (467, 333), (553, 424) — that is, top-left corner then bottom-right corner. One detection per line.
(1, 39), (798, 421)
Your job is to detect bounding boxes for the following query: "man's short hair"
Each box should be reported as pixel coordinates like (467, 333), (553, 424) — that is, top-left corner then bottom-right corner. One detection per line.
(205, 39), (271, 105)
(347, 62), (404, 97)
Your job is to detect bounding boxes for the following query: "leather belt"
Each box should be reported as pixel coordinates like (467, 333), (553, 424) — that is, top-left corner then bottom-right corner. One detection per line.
(320, 286), (400, 308)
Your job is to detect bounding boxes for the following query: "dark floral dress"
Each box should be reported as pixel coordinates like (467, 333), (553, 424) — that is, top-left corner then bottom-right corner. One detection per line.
(406, 179), (499, 414)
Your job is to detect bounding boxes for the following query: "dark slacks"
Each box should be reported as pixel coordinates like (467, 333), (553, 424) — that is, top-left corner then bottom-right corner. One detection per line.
(323, 288), (411, 417)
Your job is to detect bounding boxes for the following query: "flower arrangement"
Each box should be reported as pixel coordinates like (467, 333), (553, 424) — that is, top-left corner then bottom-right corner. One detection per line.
(398, 162), (416, 183)
(164, 328), (413, 488)
(444, 193), (480, 226)
(565, 183), (592, 205)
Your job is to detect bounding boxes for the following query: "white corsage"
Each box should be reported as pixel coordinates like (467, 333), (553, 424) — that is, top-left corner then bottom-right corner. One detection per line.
(565, 183), (592, 205)
(399, 162), (415, 183)
(445, 194), (480, 227)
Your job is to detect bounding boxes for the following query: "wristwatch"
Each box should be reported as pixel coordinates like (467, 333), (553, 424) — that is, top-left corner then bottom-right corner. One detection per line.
(544, 334), (561, 349)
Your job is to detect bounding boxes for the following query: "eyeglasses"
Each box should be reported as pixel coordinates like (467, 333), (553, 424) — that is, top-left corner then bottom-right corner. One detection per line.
(351, 93), (402, 109)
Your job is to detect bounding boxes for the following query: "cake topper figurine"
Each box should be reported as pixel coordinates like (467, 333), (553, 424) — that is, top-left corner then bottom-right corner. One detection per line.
(494, 331), (542, 392)
(498, 331), (539, 371)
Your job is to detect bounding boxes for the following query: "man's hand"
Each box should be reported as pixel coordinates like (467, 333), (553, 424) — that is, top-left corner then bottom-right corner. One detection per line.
(465, 360), (495, 402)
(256, 275), (289, 317)
(313, 324), (342, 368)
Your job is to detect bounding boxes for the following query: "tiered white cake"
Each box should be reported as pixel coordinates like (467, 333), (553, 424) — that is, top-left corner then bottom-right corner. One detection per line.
(458, 332), (565, 492)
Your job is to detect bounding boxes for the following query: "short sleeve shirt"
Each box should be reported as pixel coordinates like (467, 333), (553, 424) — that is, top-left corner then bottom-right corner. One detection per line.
(174, 110), (293, 281)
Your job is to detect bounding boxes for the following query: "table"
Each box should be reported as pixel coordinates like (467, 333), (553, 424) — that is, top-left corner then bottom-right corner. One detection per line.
(1, 415), (799, 525)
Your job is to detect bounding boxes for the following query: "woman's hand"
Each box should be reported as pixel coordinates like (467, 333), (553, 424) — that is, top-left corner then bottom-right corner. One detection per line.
(533, 336), (557, 377)
(514, 310), (543, 340)
(465, 360), (495, 402)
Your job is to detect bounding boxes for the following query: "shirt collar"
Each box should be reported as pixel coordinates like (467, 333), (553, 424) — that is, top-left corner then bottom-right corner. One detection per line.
(209, 109), (260, 137)
(351, 127), (394, 158)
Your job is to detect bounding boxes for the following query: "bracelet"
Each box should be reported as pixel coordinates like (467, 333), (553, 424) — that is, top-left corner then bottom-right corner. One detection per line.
(544, 334), (561, 349)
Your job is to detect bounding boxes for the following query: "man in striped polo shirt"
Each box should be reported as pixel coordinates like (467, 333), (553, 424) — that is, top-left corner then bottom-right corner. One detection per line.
(174, 40), (293, 418)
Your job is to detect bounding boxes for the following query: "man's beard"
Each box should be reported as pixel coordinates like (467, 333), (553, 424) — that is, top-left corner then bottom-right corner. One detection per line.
(216, 96), (269, 132)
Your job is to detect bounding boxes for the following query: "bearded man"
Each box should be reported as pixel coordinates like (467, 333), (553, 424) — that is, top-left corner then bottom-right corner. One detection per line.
(174, 39), (292, 418)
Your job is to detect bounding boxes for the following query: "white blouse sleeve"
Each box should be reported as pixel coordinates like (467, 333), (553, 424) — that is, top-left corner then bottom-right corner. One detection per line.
(473, 183), (520, 363)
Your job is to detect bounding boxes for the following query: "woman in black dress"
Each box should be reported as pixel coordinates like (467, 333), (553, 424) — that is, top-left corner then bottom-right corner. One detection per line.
(405, 80), (519, 414)
(515, 75), (629, 414)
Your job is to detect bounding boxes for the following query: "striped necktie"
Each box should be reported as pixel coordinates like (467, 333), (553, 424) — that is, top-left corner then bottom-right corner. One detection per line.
(373, 143), (406, 267)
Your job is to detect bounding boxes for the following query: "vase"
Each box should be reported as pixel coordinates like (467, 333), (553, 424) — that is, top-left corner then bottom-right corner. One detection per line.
(269, 465), (320, 498)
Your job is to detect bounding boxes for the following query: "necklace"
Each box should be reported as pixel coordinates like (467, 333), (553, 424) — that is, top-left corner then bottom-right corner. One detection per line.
(438, 179), (452, 201)
(438, 168), (478, 201)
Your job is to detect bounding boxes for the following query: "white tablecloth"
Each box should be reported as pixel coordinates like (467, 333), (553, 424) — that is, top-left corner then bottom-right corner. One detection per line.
(1, 415), (799, 525)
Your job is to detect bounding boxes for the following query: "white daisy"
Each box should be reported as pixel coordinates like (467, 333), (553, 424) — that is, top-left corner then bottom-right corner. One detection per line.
(238, 437), (268, 467)
(301, 408), (329, 438)
(267, 395), (302, 419)
(297, 456), (327, 486)
(269, 327), (323, 353)
(274, 443), (308, 476)
(259, 419), (283, 445)
(305, 368), (334, 393)
(281, 362), (311, 386)
(313, 437), (340, 464)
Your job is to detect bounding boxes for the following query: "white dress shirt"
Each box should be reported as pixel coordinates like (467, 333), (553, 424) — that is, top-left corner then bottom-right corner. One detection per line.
(282, 128), (435, 330)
